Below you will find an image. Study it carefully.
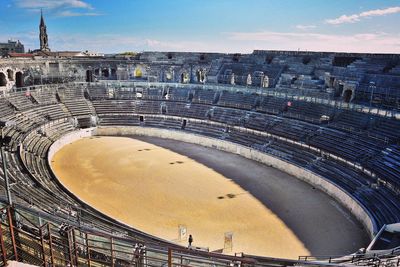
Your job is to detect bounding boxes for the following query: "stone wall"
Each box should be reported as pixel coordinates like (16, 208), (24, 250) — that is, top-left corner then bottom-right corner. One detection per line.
(47, 127), (95, 160)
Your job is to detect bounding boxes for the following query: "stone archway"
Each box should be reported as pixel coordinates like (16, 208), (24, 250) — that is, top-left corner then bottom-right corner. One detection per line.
(180, 72), (189, 83)
(15, 71), (24, 88)
(262, 75), (269, 88)
(102, 68), (110, 78)
(134, 66), (143, 78)
(0, 73), (7, 87)
(164, 69), (174, 82)
(196, 69), (201, 82)
(177, 68), (190, 84)
(196, 68), (206, 83)
(111, 69), (116, 77)
(343, 89), (353, 103)
(230, 73), (235, 85)
(246, 74), (252, 86)
(86, 70), (94, 82)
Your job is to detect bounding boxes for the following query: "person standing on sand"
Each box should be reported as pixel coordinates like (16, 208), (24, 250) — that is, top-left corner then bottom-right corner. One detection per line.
(188, 234), (193, 248)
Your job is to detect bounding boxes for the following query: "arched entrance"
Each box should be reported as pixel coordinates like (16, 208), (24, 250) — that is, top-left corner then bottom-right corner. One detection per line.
(335, 83), (344, 97)
(15, 72), (24, 88)
(246, 74), (252, 86)
(262, 75), (269, 88)
(165, 70), (173, 81)
(180, 72), (189, 83)
(86, 70), (93, 82)
(102, 69), (110, 78)
(343, 89), (353, 103)
(0, 73), (7, 87)
(196, 69), (206, 83)
(196, 70), (201, 82)
(134, 67), (143, 78)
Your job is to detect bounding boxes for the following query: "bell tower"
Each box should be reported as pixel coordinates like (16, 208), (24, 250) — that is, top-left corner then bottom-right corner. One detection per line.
(39, 10), (50, 51)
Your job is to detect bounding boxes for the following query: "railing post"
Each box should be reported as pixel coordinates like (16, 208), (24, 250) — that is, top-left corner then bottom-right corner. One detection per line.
(39, 226), (46, 266)
(72, 229), (79, 266)
(7, 207), (18, 261)
(1, 146), (13, 206)
(0, 219), (8, 265)
(168, 248), (172, 267)
(67, 229), (74, 267)
(86, 233), (91, 267)
(110, 237), (114, 267)
(47, 224), (54, 266)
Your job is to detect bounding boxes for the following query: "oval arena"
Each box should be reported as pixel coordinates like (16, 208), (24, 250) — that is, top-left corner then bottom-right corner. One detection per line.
(0, 52), (400, 266)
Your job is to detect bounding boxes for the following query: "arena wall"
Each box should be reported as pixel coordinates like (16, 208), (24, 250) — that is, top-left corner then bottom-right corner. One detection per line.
(47, 127), (95, 160)
(47, 126), (375, 240)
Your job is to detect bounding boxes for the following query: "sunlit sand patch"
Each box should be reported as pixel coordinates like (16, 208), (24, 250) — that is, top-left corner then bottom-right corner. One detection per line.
(51, 136), (309, 258)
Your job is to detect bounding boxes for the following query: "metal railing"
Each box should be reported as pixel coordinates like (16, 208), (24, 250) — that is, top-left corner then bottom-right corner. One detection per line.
(1, 204), (326, 267)
(299, 249), (400, 267)
(0, 205), (214, 266)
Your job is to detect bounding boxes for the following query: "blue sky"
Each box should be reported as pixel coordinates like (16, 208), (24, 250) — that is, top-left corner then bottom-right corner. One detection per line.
(0, 0), (399, 53)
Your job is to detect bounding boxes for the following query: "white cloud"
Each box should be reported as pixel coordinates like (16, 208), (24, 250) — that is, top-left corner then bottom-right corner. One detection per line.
(14, 0), (93, 10)
(227, 30), (400, 53)
(326, 6), (400, 25)
(361, 6), (400, 17)
(13, 0), (102, 19)
(57, 10), (102, 17)
(295, 25), (316, 31)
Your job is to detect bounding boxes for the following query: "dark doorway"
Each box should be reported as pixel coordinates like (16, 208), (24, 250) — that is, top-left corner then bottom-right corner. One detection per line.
(335, 83), (344, 97)
(181, 119), (187, 129)
(0, 73), (6, 87)
(196, 70), (201, 83)
(161, 105), (167, 114)
(329, 77), (335, 87)
(86, 70), (93, 82)
(343, 89), (352, 103)
(102, 69), (110, 78)
(188, 91), (194, 101)
(15, 72), (23, 87)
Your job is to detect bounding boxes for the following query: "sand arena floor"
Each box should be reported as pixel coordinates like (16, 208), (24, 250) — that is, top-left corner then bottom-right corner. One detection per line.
(51, 136), (369, 259)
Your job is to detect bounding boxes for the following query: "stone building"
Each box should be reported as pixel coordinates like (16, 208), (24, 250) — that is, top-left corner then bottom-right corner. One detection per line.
(0, 40), (25, 57)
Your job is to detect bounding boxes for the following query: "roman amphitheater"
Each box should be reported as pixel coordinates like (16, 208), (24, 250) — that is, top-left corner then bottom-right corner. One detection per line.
(0, 48), (399, 267)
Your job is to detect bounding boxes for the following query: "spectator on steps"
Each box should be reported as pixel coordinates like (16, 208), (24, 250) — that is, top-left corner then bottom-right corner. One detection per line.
(188, 234), (193, 248)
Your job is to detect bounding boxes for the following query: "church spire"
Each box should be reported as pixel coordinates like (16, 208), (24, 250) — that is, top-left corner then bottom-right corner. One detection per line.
(39, 9), (50, 51)
(40, 9), (45, 27)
